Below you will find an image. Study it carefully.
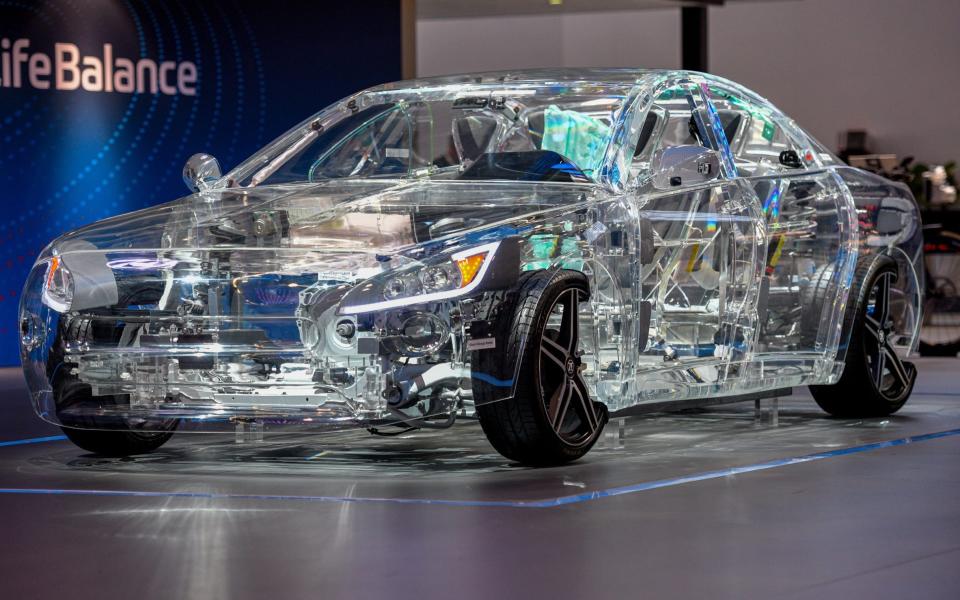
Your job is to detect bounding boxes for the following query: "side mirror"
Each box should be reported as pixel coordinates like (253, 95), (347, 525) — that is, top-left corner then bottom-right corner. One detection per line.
(779, 149), (803, 169)
(183, 153), (222, 192)
(651, 145), (721, 190)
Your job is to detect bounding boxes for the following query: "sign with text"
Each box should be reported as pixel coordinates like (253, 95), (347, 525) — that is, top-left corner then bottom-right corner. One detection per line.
(0, 1), (402, 365)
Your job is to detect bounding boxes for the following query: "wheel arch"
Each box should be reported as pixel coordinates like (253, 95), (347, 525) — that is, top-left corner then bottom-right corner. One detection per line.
(468, 266), (591, 407)
(835, 254), (899, 368)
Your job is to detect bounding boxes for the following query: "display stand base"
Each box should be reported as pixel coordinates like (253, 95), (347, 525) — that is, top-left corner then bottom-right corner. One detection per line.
(611, 387), (792, 418)
(597, 416), (627, 450)
(754, 396), (780, 427)
(597, 389), (787, 449)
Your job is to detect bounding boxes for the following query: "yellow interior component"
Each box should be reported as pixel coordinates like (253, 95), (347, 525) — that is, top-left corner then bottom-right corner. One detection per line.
(455, 252), (487, 286)
(685, 244), (700, 273)
(768, 235), (786, 268)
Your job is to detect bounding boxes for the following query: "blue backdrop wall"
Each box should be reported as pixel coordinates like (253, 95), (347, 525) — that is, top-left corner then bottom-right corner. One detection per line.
(0, 0), (403, 365)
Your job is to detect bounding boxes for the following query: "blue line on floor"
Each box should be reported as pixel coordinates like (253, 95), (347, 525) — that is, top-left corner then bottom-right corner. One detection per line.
(0, 435), (66, 448)
(0, 427), (959, 508)
(536, 427), (960, 507)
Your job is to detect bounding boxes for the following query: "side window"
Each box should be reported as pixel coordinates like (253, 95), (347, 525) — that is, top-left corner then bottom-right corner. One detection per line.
(632, 87), (704, 165)
(705, 85), (815, 176)
(631, 83), (734, 185)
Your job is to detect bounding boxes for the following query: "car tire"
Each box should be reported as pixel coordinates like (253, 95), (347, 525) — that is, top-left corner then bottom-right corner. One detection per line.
(55, 375), (177, 456)
(50, 316), (178, 456)
(809, 258), (917, 417)
(472, 270), (608, 466)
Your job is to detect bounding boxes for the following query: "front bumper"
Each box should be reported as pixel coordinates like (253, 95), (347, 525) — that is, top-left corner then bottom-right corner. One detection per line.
(18, 254), (482, 432)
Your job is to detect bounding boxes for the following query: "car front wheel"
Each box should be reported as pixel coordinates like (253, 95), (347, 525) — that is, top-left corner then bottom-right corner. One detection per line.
(50, 316), (178, 456)
(472, 270), (608, 466)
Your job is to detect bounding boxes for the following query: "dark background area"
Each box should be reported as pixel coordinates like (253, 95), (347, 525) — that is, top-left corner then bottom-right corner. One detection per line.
(0, 0), (403, 365)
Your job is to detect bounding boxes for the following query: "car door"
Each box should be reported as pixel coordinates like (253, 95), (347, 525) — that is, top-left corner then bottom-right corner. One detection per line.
(626, 80), (767, 402)
(703, 81), (859, 384)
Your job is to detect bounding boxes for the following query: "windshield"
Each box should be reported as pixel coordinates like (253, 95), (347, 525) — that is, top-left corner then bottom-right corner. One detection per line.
(227, 82), (632, 187)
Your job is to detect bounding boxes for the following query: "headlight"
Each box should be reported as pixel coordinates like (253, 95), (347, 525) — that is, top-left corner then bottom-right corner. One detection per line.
(339, 241), (500, 314)
(419, 263), (461, 293)
(42, 256), (75, 313)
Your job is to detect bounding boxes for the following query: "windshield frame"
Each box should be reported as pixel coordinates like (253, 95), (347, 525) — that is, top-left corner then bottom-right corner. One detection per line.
(221, 75), (659, 191)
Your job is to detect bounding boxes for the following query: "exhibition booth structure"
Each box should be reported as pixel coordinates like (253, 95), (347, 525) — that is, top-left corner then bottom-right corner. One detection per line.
(2, 2), (959, 598)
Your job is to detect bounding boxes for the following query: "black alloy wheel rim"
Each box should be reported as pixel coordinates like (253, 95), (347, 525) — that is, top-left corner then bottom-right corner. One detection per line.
(864, 271), (911, 399)
(538, 288), (599, 446)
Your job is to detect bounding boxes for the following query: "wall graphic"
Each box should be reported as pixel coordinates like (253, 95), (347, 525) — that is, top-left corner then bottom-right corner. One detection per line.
(0, 0), (403, 365)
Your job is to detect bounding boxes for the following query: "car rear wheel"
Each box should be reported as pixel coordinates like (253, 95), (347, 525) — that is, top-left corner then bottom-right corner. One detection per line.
(472, 270), (608, 466)
(810, 259), (917, 417)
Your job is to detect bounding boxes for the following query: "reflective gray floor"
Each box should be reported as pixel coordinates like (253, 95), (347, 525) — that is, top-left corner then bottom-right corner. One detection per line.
(1, 360), (959, 599)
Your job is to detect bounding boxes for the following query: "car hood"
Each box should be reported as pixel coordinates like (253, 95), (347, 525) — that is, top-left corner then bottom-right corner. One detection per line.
(46, 178), (594, 262)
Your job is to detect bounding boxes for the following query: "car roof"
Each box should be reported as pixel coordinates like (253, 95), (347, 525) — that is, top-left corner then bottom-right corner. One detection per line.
(367, 69), (756, 104)
(400, 67), (656, 83)
(369, 68), (680, 95)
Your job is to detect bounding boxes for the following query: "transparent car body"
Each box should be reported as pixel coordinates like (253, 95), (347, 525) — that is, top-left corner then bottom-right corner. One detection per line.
(18, 69), (922, 435)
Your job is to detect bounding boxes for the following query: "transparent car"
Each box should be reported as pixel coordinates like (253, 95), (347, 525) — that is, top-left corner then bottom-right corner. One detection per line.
(19, 69), (923, 465)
